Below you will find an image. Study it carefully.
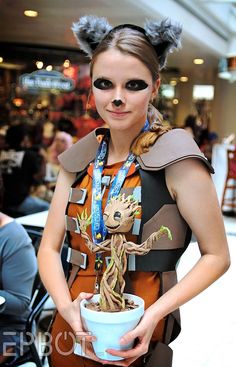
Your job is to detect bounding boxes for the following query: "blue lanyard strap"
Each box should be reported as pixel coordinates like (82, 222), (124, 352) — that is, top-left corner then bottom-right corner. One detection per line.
(91, 135), (136, 244)
(91, 120), (149, 274)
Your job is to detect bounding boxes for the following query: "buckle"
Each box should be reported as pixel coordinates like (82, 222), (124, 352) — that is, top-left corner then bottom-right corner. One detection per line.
(66, 248), (87, 269)
(128, 254), (136, 271)
(69, 188), (87, 204)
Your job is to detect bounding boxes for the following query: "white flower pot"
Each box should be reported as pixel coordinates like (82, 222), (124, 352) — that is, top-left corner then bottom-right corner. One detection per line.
(79, 293), (144, 361)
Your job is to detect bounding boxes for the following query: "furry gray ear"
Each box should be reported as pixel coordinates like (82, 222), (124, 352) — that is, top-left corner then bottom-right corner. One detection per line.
(144, 19), (182, 69)
(71, 15), (112, 57)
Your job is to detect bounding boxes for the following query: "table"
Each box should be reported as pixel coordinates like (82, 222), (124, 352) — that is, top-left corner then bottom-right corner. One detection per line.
(16, 210), (49, 229)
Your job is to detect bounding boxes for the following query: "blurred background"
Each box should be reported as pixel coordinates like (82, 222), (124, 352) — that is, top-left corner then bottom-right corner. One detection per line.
(0, 0), (236, 138)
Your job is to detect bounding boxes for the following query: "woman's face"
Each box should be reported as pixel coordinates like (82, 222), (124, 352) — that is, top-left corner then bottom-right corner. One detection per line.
(91, 49), (159, 133)
(54, 133), (72, 153)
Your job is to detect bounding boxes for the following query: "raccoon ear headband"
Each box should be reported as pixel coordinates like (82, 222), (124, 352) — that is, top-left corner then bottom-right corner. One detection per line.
(71, 15), (182, 70)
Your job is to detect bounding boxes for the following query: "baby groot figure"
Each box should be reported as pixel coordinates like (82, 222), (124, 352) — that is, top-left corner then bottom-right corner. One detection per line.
(78, 194), (172, 312)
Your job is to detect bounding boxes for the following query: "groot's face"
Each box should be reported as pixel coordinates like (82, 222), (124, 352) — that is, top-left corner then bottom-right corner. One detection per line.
(103, 195), (139, 233)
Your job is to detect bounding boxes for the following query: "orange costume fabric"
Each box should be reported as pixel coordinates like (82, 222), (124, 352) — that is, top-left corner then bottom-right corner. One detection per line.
(49, 161), (165, 367)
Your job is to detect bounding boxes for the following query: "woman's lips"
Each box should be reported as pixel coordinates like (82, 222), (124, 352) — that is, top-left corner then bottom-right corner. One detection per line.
(107, 110), (130, 118)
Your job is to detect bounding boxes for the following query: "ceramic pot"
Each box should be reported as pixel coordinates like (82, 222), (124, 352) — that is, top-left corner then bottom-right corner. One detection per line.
(78, 293), (144, 361)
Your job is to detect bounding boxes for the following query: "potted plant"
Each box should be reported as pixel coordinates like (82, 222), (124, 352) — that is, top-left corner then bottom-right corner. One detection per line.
(76, 194), (172, 361)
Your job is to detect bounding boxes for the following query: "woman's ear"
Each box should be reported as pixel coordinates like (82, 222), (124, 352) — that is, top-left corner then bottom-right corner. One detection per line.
(152, 78), (161, 99)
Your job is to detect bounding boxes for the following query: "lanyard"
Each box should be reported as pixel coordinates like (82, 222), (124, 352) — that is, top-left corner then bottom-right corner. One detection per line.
(91, 120), (149, 289)
(91, 135), (135, 244)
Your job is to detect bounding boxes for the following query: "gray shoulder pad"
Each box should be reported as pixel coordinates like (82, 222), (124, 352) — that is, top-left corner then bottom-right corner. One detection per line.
(58, 128), (107, 173)
(136, 128), (214, 173)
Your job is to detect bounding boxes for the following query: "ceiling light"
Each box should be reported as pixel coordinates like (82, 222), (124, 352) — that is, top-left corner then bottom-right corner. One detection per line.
(0, 62), (25, 70)
(0, 57), (3, 63)
(173, 99), (179, 105)
(46, 65), (53, 71)
(24, 10), (38, 17)
(194, 58), (204, 65)
(170, 80), (177, 86)
(36, 61), (43, 69)
(180, 76), (188, 82)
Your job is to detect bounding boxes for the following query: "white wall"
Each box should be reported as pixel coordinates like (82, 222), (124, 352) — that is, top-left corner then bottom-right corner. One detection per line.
(212, 78), (236, 140)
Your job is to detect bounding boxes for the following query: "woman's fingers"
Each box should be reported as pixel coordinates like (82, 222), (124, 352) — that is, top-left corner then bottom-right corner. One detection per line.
(78, 341), (109, 365)
(119, 327), (139, 346)
(106, 327), (148, 362)
(75, 330), (96, 344)
(73, 292), (96, 343)
(77, 292), (94, 301)
(74, 292), (94, 308)
(106, 342), (145, 360)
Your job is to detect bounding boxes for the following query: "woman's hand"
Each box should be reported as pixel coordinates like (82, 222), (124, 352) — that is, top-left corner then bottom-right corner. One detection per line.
(105, 307), (158, 366)
(59, 292), (109, 364)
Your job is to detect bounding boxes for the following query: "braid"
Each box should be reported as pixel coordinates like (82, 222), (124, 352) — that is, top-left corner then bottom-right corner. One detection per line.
(131, 104), (171, 156)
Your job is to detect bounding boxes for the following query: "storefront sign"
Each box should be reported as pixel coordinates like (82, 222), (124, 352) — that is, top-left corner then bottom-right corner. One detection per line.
(19, 70), (75, 91)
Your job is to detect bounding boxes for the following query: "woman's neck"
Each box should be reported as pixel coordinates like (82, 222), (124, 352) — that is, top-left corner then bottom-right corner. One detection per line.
(107, 128), (140, 165)
(107, 126), (144, 164)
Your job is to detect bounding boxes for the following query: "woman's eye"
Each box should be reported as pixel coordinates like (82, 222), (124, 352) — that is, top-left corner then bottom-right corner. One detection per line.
(114, 211), (122, 221)
(93, 78), (113, 90)
(126, 80), (148, 91)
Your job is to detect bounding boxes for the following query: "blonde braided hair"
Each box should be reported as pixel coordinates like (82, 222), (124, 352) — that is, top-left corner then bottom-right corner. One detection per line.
(131, 104), (171, 156)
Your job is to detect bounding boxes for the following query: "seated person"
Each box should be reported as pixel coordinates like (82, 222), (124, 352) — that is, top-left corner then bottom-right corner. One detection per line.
(199, 131), (218, 164)
(45, 131), (73, 187)
(0, 170), (37, 365)
(0, 123), (49, 216)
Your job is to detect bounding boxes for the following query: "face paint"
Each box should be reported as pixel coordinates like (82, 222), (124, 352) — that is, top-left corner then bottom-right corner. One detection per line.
(125, 79), (148, 91)
(92, 49), (157, 132)
(93, 78), (113, 90)
(93, 78), (149, 92)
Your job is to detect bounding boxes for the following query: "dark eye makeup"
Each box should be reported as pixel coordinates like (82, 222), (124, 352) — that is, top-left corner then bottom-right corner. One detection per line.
(93, 78), (112, 90)
(125, 79), (149, 91)
(93, 78), (149, 91)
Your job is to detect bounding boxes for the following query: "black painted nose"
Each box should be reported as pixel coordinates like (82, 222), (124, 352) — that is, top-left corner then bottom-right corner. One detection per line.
(112, 99), (123, 107)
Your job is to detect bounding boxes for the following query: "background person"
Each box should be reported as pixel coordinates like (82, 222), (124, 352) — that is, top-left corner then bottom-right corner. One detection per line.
(44, 130), (74, 192)
(0, 123), (49, 217)
(0, 169), (37, 365)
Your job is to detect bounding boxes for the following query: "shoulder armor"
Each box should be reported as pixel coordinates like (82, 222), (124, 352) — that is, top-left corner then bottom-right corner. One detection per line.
(58, 127), (214, 174)
(58, 127), (107, 173)
(137, 128), (214, 173)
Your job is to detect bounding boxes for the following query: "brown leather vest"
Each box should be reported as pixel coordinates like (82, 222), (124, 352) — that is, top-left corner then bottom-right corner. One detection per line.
(58, 127), (214, 345)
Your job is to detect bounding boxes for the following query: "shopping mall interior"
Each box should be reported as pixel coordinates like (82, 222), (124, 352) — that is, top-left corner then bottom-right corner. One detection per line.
(0, 1), (235, 367)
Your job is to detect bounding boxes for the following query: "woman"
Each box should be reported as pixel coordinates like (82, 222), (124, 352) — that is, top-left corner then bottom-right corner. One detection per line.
(47, 131), (74, 166)
(45, 130), (74, 186)
(0, 170), (37, 365)
(38, 16), (230, 367)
